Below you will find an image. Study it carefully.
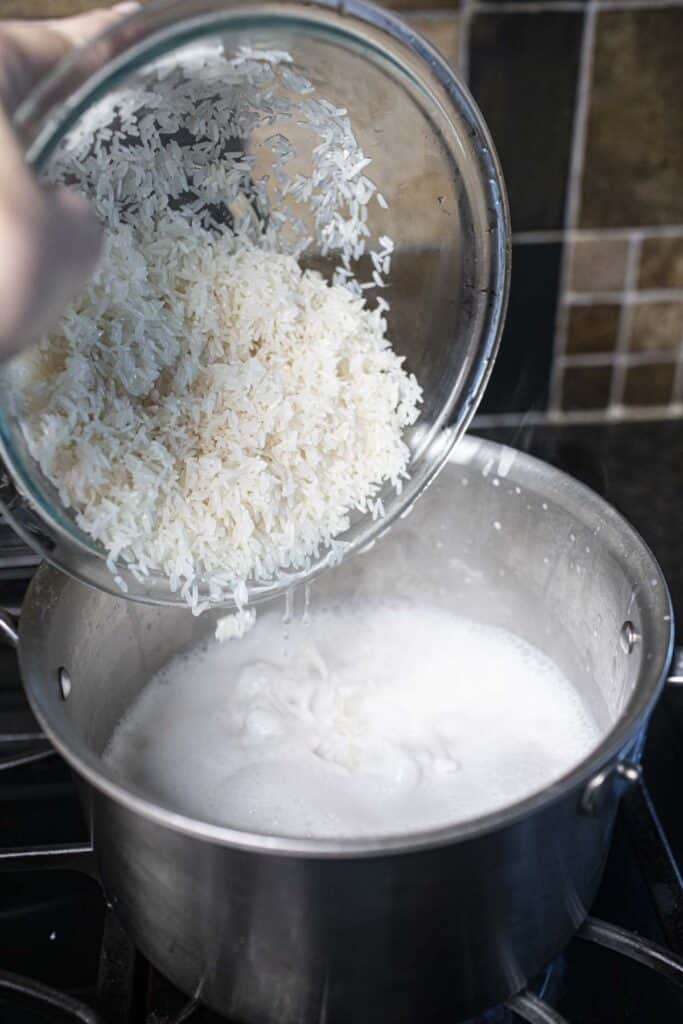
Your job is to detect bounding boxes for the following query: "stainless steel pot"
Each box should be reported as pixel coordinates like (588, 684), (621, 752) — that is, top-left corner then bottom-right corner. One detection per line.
(0, 438), (675, 1022)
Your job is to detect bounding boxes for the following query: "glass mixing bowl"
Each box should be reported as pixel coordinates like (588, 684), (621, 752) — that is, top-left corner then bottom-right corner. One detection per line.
(0, 0), (509, 608)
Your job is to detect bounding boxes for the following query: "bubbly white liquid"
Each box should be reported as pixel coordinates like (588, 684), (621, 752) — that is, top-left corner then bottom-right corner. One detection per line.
(104, 600), (601, 838)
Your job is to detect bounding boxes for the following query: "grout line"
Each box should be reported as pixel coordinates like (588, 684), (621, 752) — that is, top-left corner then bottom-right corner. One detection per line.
(512, 225), (683, 245)
(473, 405), (683, 429)
(457, 0), (474, 83)
(472, 2), (586, 12)
(404, 10), (461, 24)
(596, 0), (683, 8)
(467, 0), (683, 11)
(567, 288), (683, 305)
(560, 353), (614, 367)
(608, 235), (642, 407)
(512, 230), (566, 244)
(561, 350), (679, 369)
(473, 412), (557, 428)
(548, 0), (598, 412)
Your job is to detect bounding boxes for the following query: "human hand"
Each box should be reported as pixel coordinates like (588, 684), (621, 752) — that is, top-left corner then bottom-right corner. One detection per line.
(0, 5), (138, 361)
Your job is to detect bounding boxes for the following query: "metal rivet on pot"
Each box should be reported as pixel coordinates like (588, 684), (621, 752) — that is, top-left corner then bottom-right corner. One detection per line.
(620, 621), (640, 654)
(58, 667), (72, 701)
(580, 759), (642, 815)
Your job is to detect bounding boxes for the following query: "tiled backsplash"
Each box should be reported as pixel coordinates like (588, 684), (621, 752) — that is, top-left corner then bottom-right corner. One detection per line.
(464, 0), (683, 423)
(2, 0), (681, 422)
(425, 0), (682, 423)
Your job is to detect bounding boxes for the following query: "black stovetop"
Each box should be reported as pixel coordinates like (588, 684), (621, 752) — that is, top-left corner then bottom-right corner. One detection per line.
(2, 419), (683, 1023)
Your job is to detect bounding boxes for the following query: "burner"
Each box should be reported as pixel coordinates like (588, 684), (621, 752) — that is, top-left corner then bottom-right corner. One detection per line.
(0, 968), (103, 1024)
(0, 520), (40, 589)
(89, 910), (683, 1023)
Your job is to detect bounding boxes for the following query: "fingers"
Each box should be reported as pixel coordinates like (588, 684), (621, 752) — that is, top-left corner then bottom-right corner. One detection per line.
(0, 176), (103, 361)
(0, 39), (105, 360)
(48, 3), (140, 46)
(0, 87), (25, 178)
(0, 4), (140, 112)
(0, 21), (69, 113)
(0, 4), (141, 360)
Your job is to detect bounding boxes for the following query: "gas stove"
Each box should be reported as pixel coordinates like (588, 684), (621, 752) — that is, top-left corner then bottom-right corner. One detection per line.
(2, 421), (683, 1023)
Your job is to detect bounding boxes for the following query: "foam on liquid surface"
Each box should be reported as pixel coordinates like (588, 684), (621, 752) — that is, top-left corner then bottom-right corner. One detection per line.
(104, 600), (600, 838)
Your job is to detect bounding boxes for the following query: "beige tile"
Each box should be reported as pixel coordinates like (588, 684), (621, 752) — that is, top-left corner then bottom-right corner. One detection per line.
(0, 0), (462, 19)
(406, 14), (460, 68)
(628, 302), (683, 353)
(566, 304), (620, 355)
(639, 237), (683, 290)
(623, 363), (675, 407)
(580, 8), (683, 228)
(0, 0), (115, 15)
(569, 237), (629, 293)
(560, 364), (613, 411)
(378, 0), (460, 10)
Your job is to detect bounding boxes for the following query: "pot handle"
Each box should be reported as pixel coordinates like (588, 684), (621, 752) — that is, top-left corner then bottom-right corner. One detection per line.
(582, 645), (683, 815)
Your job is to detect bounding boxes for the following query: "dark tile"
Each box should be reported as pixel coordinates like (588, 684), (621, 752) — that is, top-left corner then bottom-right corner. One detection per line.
(469, 11), (583, 232)
(480, 242), (561, 415)
(639, 237), (683, 291)
(628, 302), (683, 354)
(566, 304), (619, 355)
(623, 363), (675, 407)
(569, 237), (629, 293)
(561, 364), (612, 412)
(580, 8), (683, 228)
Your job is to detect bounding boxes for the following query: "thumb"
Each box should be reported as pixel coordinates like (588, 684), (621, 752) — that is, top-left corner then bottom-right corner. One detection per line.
(0, 173), (103, 361)
(45, 184), (104, 282)
(0, 10), (128, 362)
(41, 181), (104, 299)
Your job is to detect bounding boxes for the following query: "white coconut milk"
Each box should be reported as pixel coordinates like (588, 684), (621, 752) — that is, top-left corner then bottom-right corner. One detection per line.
(104, 599), (600, 838)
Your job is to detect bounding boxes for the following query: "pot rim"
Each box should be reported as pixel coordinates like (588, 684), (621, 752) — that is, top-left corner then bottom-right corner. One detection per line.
(18, 437), (675, 858)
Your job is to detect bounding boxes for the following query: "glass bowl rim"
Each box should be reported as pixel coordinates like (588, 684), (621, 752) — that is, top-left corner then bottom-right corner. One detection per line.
(0, 0), (511, 609)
